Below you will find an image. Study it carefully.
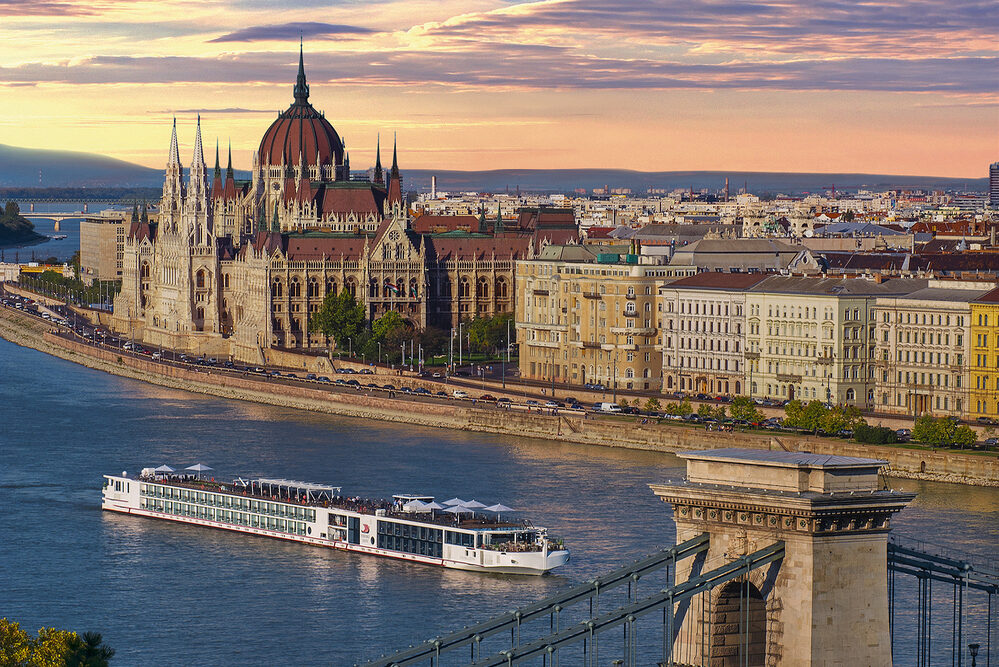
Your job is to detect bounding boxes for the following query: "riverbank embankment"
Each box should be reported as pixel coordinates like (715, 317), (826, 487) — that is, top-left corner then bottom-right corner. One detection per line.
(1, 306), (997, 487)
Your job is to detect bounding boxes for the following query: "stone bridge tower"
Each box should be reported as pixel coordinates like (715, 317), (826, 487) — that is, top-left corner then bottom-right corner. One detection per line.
(650, 449), (914, 666)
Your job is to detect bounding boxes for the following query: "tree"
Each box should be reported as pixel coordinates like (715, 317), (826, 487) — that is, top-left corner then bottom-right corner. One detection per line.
(913, 415), (977, 448)
(696, 402), (713, 418)
(711, 405), (727, 420)
(618, 397), (630, 408)
(310, 290), (365, 350)
(64, 631), (115, 667)
(0, 618), (107, 667)
(854, 423), (898, 445)
(463, 313), (514, 355)
(644, 397), (662, 413)
(729, 396), (763, 423)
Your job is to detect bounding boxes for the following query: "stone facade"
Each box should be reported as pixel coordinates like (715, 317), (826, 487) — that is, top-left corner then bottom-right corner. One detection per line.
(110, 50), (575, 362)
(651, 449), (913, 666)
(872, 281), (989, 418)
(515, 245), (671, 391)
(79, 210), (130, 284)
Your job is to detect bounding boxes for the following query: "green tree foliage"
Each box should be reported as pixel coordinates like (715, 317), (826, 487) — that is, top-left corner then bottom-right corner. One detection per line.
(696, 403), (713, 418)
(19, 270), (119, 306)
(729, 396), (764, 423)
(663, 398), (692, 416)
(64, 632), (115, 667)
(0, 618), (112, 667)
(644, 397), (662, 413)
(618, 397), (631, 408)
(0, 201), (44, 245)
(463, 313), (514, 355)
(784, 401), (864, 434)
(310, 290), (365, 349)
(854, 423), (899, 445)
(913, 415), (977, 448)
(711, 405), (727, 420)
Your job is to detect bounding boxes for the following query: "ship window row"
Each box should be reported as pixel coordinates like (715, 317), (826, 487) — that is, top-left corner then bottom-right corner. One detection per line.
(444, 530), (476, 548)
(140, 485), (315, 521)
(377, 534), (443, 558)
(378, 521), (444, 543)
(140, 498), (309, 535)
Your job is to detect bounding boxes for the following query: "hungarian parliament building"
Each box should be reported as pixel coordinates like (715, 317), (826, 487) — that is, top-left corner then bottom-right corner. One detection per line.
(111, 48), (577, 361)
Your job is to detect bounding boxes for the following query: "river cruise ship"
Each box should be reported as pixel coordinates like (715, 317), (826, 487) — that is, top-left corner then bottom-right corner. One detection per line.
(102, 468), (569, 575)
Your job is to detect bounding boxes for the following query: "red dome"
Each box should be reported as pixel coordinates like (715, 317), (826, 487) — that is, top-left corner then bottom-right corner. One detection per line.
(257, 50), (343, 168)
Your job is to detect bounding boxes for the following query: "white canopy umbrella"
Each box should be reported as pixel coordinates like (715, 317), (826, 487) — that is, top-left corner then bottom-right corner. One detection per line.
(185, 463), (213, 478)
(442, 498), (467, 507)
(483, 503), (516, 521)
(443, 505), (470, 515)
(423, 501), (445, 510)
(463, 500), (487, 509)
(153, 465), (175, 473)
(483, 503), (515, 513)
(403, 500), (428, 512)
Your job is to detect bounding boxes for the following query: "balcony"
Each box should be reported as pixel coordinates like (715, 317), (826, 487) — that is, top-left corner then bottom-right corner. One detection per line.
(610, 326), (656, 336)
(625, 293), (637, 300)
(531, 289), (549, 296)
(744, 351), (760, 360)
(583, 292), (601, 299)
(776, 373), (803, 383)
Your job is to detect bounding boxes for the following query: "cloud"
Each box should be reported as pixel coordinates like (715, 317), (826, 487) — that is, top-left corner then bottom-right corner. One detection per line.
(0, 0), (99, 16)
(167, 107), (275, 114)
(209, 21), (376, 43)
(2, 49), (993, 95)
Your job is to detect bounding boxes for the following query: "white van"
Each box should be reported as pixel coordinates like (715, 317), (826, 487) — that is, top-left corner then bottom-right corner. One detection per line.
(452, 390), (469, 399)
(594, 402), (622, 413)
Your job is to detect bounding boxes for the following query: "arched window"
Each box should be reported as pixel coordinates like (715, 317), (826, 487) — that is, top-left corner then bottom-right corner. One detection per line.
(290, 278), (301, 298)
(459, 278), (470, 298)
(195, 306), (204, 321)
(371, 279), (380, 298)
(846, 388), (856, 401)
(409, 278), (418, 298)
(345, 279), (356, 297)
(140, 263), (150, 279)
(326, 281), (337, 297)
(271, 281), (283, 298)
(495, 277), (508, 299)
(308, 279), (319, 298)
(223, 273), (230, 289)
(477, 277), (489, 299)
(196, 270), (206, 288)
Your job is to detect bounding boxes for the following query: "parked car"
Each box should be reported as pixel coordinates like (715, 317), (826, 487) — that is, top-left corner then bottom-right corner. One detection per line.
(452, 390), (469, 399)
(496, 397), (512, 404)
(594, 402), (622, 413)
(306, 373), (317, 380)
(480, 394), (497, 401)
(977, 417), (996, 425)
(895, 428), (912, 441)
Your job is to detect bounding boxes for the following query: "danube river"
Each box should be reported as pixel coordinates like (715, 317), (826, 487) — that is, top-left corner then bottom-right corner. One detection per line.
(1, 337), (996, 665)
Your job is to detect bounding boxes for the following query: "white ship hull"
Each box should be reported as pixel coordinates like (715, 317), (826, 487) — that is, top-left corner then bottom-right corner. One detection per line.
(102, 475), (568, 575)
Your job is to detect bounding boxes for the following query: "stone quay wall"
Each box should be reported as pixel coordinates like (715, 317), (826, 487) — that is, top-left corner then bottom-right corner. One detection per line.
(2, 307), (997, 487)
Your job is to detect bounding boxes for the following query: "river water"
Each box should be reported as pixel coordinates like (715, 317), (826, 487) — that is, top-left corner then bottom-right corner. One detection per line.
(0, 337), (996, 665)
(2, 201), (125, 263)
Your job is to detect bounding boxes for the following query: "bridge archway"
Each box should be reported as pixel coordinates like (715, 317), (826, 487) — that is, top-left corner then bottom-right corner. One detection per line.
(712, 580), (766, 666)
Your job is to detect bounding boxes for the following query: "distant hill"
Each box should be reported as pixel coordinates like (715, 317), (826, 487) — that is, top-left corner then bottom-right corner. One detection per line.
(0, 143), (987, 195)
(0, 144), (162, 188)
(404, 169), (989, 196)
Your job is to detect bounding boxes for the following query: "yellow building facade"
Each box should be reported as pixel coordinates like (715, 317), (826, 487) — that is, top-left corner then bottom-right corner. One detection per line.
(969, 288), (999, 418)
(515, 246), (671, 392)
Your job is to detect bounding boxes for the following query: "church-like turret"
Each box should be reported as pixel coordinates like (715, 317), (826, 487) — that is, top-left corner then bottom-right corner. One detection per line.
(163, 118), (184, 210)
(387, 133), (402, 209)
(373, 134), (384, 185)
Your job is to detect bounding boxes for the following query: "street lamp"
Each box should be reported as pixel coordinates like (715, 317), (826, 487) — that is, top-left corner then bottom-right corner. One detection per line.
(969, 643), (979, 667)
(378, 341), (382, 365)
(348, 337), (352, 358)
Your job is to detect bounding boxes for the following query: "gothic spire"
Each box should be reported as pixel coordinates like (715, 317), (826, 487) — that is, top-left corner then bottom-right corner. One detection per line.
(225, 141), (234, 179)
(478, 205), (488, 234)
(168, 117), (180, 166)
(213, 140), (221, 179)
(192, 114), (205, 168)
(140, 200), (148, 224)
(293, 39), (310, 103)
(390, 132), (399, 177)
(373, 133), (383, 184)
(494, 203), (504, 234)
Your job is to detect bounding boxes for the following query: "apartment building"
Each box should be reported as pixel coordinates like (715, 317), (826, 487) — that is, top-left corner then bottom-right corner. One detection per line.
(873, 281), (990, 418)
(744, 276), (924, 407)
(79, 209), (131, 284)
(658, 273), (768, 396)
(970, 288), (999, 418)
(515, 245), (671, 391)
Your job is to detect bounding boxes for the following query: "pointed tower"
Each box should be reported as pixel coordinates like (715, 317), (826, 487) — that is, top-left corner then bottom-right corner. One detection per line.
(163, 118), (184, 209)
(188, 115), (209, 205)
(140, 201), (148, 225)
(211, 140), (223, 200)
(293, 38), (309, 104)
(271, 201), (281, 233)
(494, 204), (504, 235)
(478, 206), (489, 234)
(223, 141), (237, 200)
(387, 132), (402, 209)
(373, 133), (384, 185)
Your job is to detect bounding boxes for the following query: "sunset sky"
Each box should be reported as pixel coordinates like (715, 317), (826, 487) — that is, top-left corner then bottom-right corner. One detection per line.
(0, 0), (996, 176)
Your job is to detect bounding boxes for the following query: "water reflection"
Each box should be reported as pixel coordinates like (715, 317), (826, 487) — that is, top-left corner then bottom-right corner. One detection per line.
(2, 337), (997, 665)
